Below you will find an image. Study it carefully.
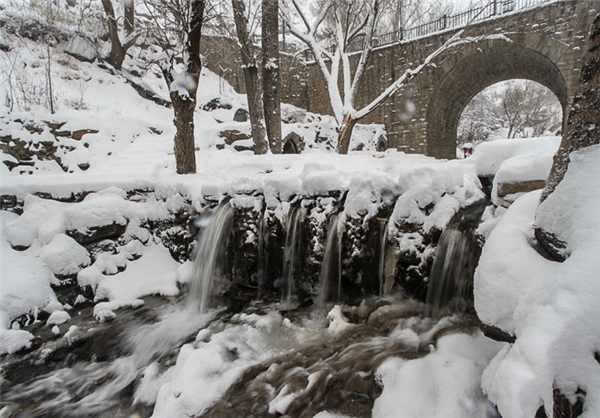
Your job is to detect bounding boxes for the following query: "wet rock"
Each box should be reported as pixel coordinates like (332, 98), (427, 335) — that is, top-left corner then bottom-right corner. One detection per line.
(67, 221), (128, 244)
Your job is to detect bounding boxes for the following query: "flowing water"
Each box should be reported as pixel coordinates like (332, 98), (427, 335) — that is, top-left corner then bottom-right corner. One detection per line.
(316, 213), (343, 313)
(188, 200), (234, 313)
(281, 206), (307, 309)
(378, 219), (388, 297)
(2, 199), (493, 417)
(2, 301), (216, 417)
(426, 200), (488, 317)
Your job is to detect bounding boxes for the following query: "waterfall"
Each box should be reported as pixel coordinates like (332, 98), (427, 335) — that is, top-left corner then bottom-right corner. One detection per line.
(425, 200), (488, 317)
(281, 206), (306, 309)
(378, 219), (388, 297)
(316, 213), (343, 313)
(256, 213), (267, 299)
(188, 200), (234, 313)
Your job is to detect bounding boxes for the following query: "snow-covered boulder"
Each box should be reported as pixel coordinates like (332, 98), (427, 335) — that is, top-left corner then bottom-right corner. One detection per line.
(39, 233), (91, 276)
(492, 152), (555, 207)
(64, 35), (96, 63)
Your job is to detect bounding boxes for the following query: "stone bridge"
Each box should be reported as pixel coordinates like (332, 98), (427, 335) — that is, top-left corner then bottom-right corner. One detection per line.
(277, 0), (597, 159)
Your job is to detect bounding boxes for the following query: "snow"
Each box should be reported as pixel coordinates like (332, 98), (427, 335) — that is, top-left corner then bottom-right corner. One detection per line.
(94, 244), (181, 303)
(373, 332), (504, 418)
(0, 15), (598, 418)
(475, 145), (600, 417)
(469, 136), (561, 177)
(39, 233), (90, 276)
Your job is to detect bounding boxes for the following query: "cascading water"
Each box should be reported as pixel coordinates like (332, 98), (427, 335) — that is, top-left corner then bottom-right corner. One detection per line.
(378, 219), (388, 297)
(281, 206), (306, 309)
(426, 200), (488, 317)
(188, 200), (234, 313)
(316, 213), (343, 313)
(3, 301), (214, 417)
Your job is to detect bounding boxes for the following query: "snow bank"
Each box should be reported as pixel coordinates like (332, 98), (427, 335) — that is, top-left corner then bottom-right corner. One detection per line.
(475, 145), (600, 417)
(390, 160), (484, 233)
(470, 136), (560, 177)
(1, 212), (61, 354)
(94, 244), (181, 302)
(373, 332), (504, 418)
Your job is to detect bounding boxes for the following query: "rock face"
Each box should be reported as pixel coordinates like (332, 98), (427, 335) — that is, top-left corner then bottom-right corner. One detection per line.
(194, 187), (486, 312)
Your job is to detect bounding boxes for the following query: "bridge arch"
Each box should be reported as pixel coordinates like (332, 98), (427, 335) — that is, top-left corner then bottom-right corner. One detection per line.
(426, 37), (569, 159)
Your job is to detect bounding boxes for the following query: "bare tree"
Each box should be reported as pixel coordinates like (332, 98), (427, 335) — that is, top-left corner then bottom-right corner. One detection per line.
(282, 0), (498, 154)
(262, 0), (282, 154)
(232, 0), (268, 154)
(143, 0), (206, 174)
(100, 0), (139, 70)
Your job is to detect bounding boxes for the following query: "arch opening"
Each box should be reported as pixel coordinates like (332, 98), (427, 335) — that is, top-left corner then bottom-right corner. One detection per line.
(283, 140), (299, 154)
(426, 43), (568, 159)
(457, 79), (563, 158)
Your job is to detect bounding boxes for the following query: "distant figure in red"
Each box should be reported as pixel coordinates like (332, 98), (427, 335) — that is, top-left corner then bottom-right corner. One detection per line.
(462, 143), (474, 158)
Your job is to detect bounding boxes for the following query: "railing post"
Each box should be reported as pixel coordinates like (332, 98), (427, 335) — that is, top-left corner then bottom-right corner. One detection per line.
(493, 0), (497, 15)
(400, 27), (403, 41)
(443, 14), (447, 29)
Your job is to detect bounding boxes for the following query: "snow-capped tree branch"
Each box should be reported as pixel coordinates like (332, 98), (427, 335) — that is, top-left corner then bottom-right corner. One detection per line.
(282, 0), (514, 154)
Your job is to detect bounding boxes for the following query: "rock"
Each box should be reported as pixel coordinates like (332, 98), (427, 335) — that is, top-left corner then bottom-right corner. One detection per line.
(496, 179), (546, 207)
(203, 98), (232, 111)
(65, 36), (97, 63)
(67, 222), (128, 244)
(72, 129), (99, 140)
(233, 108), (248, 122)
(219, 130), (251, 145)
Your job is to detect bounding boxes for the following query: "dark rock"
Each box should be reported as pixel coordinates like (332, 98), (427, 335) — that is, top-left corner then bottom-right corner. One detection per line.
(0, 195), (21, 213)
(219, 129), (251, 145)
(233, 144), (254, 152)
(233, 108), (248, 122)
(72, 129), (99, 140)
(203, 98), (232, 111)
(67, 222), (128, 244)
(534, 227), (569, 262)
(43, 121), (66, 131)
(53, 130), (72, 137)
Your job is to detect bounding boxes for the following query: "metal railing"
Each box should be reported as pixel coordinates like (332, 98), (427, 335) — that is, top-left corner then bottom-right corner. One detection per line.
(303, 0), (558, 62)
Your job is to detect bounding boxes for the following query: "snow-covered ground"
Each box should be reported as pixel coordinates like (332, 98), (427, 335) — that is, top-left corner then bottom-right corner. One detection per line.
(1, 11), (598, 418)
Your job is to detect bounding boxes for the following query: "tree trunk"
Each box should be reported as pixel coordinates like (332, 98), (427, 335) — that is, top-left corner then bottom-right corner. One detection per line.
(101, 0), (125, 70)
(232, 0), (268, 154)
(171, 93), (197, 174)
(164, 0), (205, 174)
(534, 13), (600, 260)
(337, 114), (358, 154)
(262, 0), (282, 154)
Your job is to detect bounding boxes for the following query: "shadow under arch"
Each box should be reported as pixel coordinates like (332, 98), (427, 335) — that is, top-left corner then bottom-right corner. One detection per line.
(426, 41), (568, 159)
